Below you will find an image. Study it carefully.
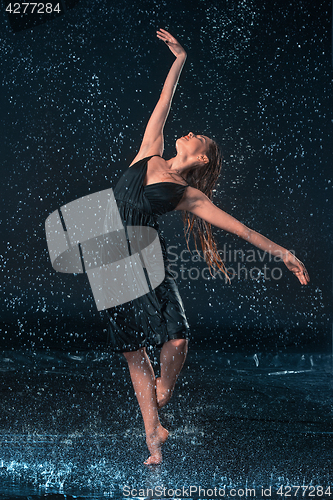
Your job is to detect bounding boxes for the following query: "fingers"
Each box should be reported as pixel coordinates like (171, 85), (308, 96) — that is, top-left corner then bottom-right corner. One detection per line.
(156, 28), (176, 44)
(299, 263), (310, 284)
(157, 28), (172, 37)
(294, 265), (310, 285)
(287, 255), (310, 285)
(156, 29), (169, 38)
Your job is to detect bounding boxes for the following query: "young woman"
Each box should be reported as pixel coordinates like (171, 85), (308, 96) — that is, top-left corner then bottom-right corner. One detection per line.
(106, 29), (310, 465)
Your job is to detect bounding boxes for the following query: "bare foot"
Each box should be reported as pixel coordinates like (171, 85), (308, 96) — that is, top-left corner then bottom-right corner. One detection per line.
(144, 425), (169, 465)
(155, 377), (173, 409)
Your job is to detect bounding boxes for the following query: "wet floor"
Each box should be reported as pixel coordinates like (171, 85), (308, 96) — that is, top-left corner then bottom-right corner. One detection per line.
(0, 347), (332, 499)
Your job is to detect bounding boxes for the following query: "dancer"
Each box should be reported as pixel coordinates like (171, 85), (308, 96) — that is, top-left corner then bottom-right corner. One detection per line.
(105, 29), (310, 465)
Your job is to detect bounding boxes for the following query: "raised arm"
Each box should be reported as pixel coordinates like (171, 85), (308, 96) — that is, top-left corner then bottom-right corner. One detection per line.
(129, 29), (187, 166)
(177, 188), (310, 285)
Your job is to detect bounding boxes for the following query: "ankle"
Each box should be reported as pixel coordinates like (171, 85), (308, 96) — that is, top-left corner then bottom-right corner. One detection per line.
(146, 424), (166, 440)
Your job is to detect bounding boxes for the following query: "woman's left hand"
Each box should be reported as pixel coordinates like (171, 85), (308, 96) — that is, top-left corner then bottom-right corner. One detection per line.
(283, 251), (310, 285)
(156, 28), (187, 58)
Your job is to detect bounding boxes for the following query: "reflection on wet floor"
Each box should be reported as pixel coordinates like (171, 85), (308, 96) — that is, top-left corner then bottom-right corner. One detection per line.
(0, 348), (332, 499)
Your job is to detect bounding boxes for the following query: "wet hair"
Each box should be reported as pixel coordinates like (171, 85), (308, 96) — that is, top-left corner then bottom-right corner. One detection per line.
(182, 139), (230, 282)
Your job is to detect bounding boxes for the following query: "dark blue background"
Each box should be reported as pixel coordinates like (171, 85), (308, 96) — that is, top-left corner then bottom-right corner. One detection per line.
(1, 0), (332, 351)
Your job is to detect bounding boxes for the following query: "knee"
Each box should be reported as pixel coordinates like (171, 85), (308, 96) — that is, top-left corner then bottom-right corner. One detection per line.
(169, 338), (188, 351)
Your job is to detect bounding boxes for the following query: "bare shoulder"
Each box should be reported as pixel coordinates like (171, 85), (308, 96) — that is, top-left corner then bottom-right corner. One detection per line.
(129, 145), (164, 168)
(174, 186), (207, 211)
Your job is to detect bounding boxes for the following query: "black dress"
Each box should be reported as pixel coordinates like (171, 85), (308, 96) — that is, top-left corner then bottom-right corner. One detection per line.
(105, 155), (190, 352)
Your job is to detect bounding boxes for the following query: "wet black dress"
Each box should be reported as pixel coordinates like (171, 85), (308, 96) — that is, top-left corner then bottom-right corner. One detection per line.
(105, 155), (190, 352)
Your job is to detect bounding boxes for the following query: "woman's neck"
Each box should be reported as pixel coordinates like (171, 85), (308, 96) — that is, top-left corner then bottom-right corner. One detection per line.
(165, 156), (194, 176)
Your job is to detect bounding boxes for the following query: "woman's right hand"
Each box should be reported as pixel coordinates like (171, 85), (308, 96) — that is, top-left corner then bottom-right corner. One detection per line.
(156, 28), (187, 58)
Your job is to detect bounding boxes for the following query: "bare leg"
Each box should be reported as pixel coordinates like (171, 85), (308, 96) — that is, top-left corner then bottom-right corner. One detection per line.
(123, 348), (169, 465)
(156, 338), (188, 409)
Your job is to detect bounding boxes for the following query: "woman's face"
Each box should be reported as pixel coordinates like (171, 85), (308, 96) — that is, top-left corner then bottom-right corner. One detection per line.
(176, 132), (212, 162)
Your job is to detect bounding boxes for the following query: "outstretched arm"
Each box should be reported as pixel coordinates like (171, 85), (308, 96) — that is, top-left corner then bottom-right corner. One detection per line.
(176, 187), (310, 285)
(129, 29), (187, 166)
